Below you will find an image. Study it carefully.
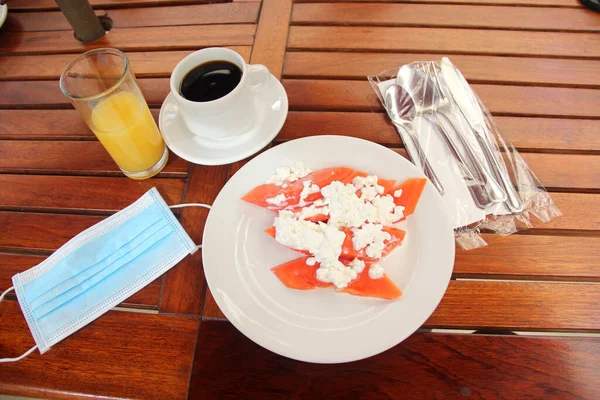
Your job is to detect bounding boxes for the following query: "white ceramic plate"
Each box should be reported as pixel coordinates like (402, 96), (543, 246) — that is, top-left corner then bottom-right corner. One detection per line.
(159, 74), (288, 166)
(203, 136), (455, 363)
(0, 5), (7, 29)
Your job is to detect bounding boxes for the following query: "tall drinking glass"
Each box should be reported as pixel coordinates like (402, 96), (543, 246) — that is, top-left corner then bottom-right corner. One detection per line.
(60, 48), (168, 180)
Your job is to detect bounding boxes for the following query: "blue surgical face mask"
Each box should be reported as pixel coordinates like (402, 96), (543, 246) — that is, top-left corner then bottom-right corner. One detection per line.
(0, 188), (209, 362)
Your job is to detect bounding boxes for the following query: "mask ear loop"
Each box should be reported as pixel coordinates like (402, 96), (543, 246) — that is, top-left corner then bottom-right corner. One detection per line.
(168, 203), (212, 251)
(0, 286), (38, 363)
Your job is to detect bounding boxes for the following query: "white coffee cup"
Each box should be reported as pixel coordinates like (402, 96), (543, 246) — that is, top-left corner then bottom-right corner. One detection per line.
(169, 47), (271, 140)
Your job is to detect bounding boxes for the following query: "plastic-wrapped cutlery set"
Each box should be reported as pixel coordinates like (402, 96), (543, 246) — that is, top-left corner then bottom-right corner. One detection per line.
(369, 58), (561, 249)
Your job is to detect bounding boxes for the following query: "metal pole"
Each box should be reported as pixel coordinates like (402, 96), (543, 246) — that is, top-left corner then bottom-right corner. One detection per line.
(55, 0), (106, 42)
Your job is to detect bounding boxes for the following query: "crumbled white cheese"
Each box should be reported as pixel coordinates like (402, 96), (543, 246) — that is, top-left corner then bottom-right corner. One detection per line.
(266, 161), (311, 186)
(297, 204), (330, 220)
(348, 258), (366, 274)
(393, 189), (403, 198)
(266, 194), (287, 206)
(353, 175), (384, 202)
(321, 181), (374, 228)
(368, 264), (384, 280)
(299, 180), (320, 202)
(274, 211), (354, 288)
(370, 195), (405, 225)
(271, 166), (405, 288)
(351, 224), (392, 259)
(316, 260), (357, 289)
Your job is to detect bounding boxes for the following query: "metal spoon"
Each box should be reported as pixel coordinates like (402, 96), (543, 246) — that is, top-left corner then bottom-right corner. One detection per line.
(384, 84), (444, 195)
(397, 64), (506, 205)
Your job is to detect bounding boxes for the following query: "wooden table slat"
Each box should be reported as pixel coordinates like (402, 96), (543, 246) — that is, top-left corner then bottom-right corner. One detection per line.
(283, 52), (600, 88)
(4, 2), (260, 32)
(0, 24), (256, 54)
(0, 301), (199, 400)
(0, 47), (252, 81)
(390, 147), (600, 191)
(190, 321), (600, 399)
(0, 252), (162, 308)
(292, 3), (600, 32)
(294, 0), (582, 6)
(204, 280), (600, 331)
(249, 0), (293, 80)
(159, 165), (229, 315)
(0, 141), (188, 176)
(454, 234), (600, 281)
(0, 212), (103, 252)
(0, 175), (185, 213)
(282, 79), (600, 118)
(428, 280), (600, 331)
(7, 0), (229, 11)
(4, 78), (599, 121)
(288, 26), (600, 58)
(279, 112), (600, 152)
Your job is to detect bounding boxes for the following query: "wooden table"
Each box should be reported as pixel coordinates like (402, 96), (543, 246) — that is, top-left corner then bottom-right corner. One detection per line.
(0, 0), (599, 398)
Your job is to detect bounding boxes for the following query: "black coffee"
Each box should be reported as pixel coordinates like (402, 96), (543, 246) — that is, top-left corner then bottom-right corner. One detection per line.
(180, 60), (242, 102)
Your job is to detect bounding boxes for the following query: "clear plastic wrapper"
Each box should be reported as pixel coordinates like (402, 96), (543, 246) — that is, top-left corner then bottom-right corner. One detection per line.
(368, 58), (561, 249)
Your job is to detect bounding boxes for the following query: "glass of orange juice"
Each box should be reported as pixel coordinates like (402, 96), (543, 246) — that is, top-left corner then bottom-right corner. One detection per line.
(60, 48), (168, 180)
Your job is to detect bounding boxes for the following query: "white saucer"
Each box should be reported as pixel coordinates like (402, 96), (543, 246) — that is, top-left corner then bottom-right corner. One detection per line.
(158, 75), (288, 166)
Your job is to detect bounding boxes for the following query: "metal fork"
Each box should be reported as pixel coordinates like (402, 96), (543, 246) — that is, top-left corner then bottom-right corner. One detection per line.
(408, 64), (507, 204)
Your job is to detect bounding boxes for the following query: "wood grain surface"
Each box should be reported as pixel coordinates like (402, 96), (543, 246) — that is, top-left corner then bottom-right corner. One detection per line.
(295, 0), (582, 6)
(2, 0), (599, 397)
(0, 141), (188, 177)
(288, 26), (600, 58)
(0, 24), (256, 54)
(4, 3), (259, 31)
(7, 0), (229, 11)
(283, 52), (600, 88)
(0, 212), (103, 252)
(454, 234), (600, 281)
(278, 112), (600, 152)
(429, 281), (600, 331)
(282, 79), (600, 118)
(0, 301), (199, 399)
(0, 252), (162, 308)
(292, 3), (600, 32)
(249, 0), (293, 80)
(204, 279), (600, 331)
(0, 47), (252, 80)
(0, 175), (185, 213)
(190, 321), (600, 399)
(159, 165), (229, 315)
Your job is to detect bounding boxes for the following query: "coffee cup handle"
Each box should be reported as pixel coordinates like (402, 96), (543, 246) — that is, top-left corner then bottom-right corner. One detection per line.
(247, 64), (270, 92)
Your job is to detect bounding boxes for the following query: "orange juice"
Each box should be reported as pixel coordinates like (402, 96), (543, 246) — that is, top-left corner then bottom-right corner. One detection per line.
(91, 91), (166, 174)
